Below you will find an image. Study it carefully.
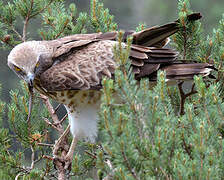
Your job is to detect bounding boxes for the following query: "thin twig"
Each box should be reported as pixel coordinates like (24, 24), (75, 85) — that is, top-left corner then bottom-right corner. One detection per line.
(54, 19), (69, 39)
(30, 0), (55, 18)
(43, 117), (52, 126)
(54, 104), (62, 112)
(185, 84), (197, 98)
(54, 114), (68, 126)
(15, 172), (24, 180)
(52, 125), (70, 156)
(30, 145), (35, 169)
(182, 135), (193, 159)
(84, 150), (97, 159)
(43, 117), (61, 132)
(178, 82), (197, 115)
(178, 82), (185, 115)
(40, 94), (63, 134)
(22, 0), (34, 41)
(0, 13), (23, 41)
(43, 155), (54, 161)
(33, 156), (43, 164)
(37, 142), (54, 147)
(10, 25), (23, 41)
(121, 149), (140, 180)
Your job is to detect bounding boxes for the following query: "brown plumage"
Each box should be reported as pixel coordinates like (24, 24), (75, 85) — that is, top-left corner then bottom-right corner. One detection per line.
(7, 12), (215, 162)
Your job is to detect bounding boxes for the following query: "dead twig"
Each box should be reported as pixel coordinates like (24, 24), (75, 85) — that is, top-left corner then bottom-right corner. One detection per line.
(30, 145), (35, 169)
(37, 142), (54, 147)
(181, 134), (193, 159)
(55, 114), (68, 126)
(54, 104), (62, 112)
(40, 94), (72, 180)
(40, 94), (64, 134)
(178, 82), (197, 115)
(43, 117), (61, 132)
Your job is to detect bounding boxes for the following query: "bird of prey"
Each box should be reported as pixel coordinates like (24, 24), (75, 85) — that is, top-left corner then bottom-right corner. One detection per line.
(7, 13), (214, 162)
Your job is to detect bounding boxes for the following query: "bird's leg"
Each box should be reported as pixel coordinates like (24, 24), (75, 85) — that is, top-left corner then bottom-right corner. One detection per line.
(52, 125), (72, 173)
(53, 125), (70, 156)
(64, 136), (79, 169)
(52, 125), (79, 172)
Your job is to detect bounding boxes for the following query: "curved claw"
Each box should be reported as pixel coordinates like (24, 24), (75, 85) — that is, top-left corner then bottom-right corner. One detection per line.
(53, 136), (78, 171)
(53, 155), (72, 172)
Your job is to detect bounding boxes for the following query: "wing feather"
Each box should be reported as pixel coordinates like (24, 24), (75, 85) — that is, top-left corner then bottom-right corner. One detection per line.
(39, 39), (214, 92)
(39, 40), (117, 91)
(39, 40), (183, 91)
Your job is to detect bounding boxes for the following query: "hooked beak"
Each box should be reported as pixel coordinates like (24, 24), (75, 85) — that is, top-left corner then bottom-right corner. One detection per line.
(26, 72), (35, 93)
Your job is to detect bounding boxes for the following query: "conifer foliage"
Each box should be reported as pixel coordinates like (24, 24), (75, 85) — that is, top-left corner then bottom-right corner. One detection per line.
(0, 0), (224, 179)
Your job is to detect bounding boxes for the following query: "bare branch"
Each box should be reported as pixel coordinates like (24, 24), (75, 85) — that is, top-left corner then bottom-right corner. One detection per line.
(40, 94), (72, 179)
(22, 17), (29, 42)
(37, 142), (54, 147)
(178, 82), (197, 115)
(54, 114), (68, 126)
(30, 145), (35, 169)
(40, 94), (64, 134)
(15, 172), (24, 180)
(22, 0), (34, 41)
(54, 104), (62, 112)
(43, 117), (61, 132)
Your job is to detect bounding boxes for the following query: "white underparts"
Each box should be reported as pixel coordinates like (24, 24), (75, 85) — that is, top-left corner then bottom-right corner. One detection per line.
(64, 104), (99, 142)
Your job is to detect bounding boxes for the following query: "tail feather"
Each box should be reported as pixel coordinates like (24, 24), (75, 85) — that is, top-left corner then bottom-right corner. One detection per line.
(129, 44), (215, 81)
(132, 23), (178, 47)
(147, 62), (214, 81)
(163, 64), (213, 76)
(126, 12), (215, 82)
(132, 13), (202, 47)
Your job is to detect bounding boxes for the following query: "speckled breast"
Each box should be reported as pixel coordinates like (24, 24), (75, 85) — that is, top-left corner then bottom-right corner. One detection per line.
(34, 80), (102, 112)
(53, 90), (102, 112)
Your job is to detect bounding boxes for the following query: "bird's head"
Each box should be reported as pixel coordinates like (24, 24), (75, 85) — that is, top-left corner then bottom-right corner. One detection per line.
(7, 41), (52, 90)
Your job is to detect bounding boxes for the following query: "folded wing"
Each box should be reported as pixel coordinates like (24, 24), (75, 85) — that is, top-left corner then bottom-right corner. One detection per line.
(37, 12), (214, 92)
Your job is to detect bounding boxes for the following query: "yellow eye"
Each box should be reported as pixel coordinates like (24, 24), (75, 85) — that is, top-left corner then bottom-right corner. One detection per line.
(14, 66), (21, 72)
(35, 62), (39, 68)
